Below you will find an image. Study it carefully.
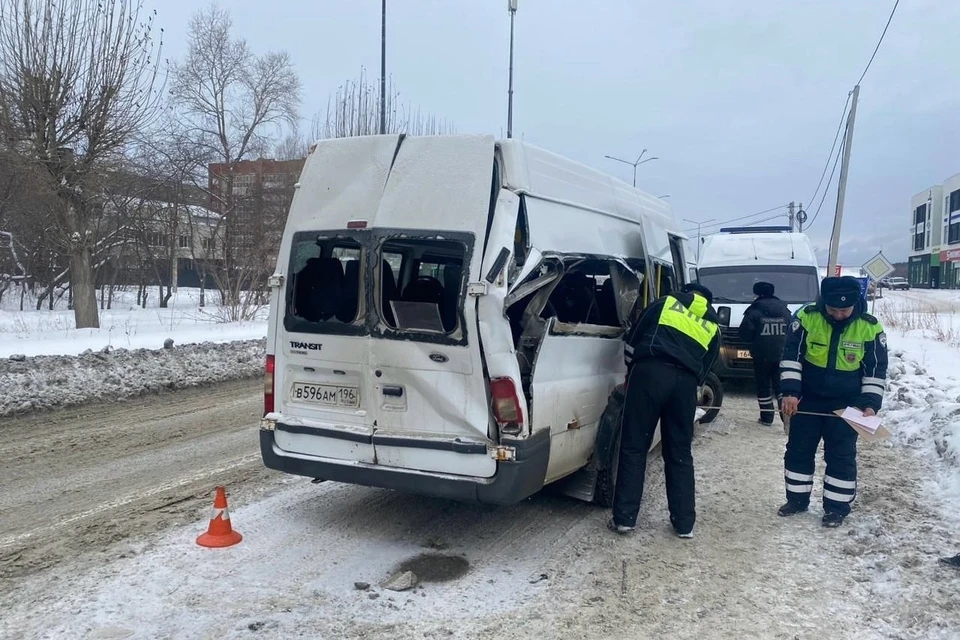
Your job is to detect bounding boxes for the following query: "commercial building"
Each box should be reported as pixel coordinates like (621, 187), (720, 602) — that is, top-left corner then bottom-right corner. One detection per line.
(908, 173), (960, 289)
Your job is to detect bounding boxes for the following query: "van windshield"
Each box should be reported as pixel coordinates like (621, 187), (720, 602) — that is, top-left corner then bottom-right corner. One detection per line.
(697, 266), (819, 304)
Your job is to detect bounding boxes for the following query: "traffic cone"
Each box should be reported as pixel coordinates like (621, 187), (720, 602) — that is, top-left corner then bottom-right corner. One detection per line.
(196, 486), (243, 548)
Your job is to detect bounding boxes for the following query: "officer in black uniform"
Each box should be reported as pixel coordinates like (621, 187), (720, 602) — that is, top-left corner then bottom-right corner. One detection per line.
(608, 283), (721, 539)
(779, 276), (888, 528)
(739, 282), (792, 426)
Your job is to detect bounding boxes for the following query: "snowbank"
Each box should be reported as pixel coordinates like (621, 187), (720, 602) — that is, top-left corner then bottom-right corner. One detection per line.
(875, 291), (960, 524)
(0, 339), (266, 417)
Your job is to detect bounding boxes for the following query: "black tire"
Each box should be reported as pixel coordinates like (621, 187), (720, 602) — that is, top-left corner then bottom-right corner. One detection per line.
(698, 372), (723, 424)
(593, 385), (625, 507)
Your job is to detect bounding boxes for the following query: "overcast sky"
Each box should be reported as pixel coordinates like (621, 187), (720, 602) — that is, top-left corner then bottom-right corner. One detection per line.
(157, 0), (960, 266)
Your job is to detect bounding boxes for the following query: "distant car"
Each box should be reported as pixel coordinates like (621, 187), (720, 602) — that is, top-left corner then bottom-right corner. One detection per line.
(884, 277), (910, 291)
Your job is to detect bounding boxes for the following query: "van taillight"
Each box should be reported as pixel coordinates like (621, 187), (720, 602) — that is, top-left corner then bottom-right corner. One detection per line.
(490, 377), (523, 428)
(264, 355), (276, 415)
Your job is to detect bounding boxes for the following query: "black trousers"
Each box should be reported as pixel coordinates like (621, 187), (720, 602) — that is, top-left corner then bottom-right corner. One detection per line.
(612, 360), (698, 532)
(783, 398), (859, 516)
(753, 357), (782, 423)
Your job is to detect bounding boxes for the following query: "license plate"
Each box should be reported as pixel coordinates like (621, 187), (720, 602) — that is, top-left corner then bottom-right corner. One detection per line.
(292, 383), (359, 408)
(736, 350), (753, 359)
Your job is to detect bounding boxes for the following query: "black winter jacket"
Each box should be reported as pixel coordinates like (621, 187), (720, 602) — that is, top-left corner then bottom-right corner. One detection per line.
(739, 295), (792, 361)
(624, 291), (722, 385)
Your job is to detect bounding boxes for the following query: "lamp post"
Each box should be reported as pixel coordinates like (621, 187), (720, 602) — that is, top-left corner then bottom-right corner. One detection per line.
(506, 0), (517, 138)
(683, 218), (716, 262)
(380, 0), (387, 135)
(604, 150), (659, 187)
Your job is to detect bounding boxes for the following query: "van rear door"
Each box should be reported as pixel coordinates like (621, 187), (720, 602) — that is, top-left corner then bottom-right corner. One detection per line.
(275, 135), (499, 479)
(366, 136), (498, 477)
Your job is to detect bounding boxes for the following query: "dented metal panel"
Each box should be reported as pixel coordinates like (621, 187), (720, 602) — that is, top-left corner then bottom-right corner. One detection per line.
(531, 318), (626, 483)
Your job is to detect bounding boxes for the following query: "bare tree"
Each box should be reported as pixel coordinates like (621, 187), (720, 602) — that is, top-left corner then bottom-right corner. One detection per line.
(312, 69), (455, 141)
(0, 0), (164, 328)
(170, 2), (301, 318)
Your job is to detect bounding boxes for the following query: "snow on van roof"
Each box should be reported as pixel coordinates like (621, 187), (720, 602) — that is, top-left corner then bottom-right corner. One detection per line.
(698, 232), (818, 269)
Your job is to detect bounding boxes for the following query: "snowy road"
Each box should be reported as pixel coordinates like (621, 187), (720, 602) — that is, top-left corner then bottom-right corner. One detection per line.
(2, 382), (960, 639)
(0, 378), (272, 583)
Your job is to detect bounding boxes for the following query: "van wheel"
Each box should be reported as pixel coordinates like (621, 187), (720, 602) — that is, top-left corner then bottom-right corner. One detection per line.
(698, 372), (723, 424)
(593, 386), (625, 508)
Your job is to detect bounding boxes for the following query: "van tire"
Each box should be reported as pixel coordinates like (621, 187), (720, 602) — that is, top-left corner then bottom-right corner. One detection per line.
(593, 385), (625, 508)
(698, 372), (723, 424)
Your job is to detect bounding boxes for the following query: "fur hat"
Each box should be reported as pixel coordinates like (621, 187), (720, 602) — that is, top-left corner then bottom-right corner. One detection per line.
(820, 276), (861, 308)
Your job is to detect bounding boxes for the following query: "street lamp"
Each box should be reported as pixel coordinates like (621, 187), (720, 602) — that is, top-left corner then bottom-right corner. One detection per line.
(380, 0), (387, 135)
(658, 194), (671, 199)
(683, 218), (716, 262)
(506, 0), (518, 139)
(604, 150), (659, 187)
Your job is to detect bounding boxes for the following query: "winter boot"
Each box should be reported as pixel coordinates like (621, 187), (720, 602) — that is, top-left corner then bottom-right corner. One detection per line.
(777, 502), (808, 517)
(606, 518), (635, 535)
(821, 511), (845, 528)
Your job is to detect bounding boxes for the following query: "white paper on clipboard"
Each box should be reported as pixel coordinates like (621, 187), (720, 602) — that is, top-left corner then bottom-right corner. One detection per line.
(840, 407), (882, 434)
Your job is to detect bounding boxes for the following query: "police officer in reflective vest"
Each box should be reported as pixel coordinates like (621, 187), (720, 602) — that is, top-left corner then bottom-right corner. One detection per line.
(779, 276), (888, 528)
(739, 282), (792, 426)
(609, 283), (721, 538)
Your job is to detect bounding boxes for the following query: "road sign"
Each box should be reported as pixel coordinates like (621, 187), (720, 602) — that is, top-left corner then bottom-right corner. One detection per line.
(834, 264), (842, 277)
(862, 252), (895, 282)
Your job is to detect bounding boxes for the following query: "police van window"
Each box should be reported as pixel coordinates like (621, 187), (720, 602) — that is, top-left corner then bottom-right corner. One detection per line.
(697, 265), (819, 304)
(379, 238), (466, 335)
(287, 234), (363, 328)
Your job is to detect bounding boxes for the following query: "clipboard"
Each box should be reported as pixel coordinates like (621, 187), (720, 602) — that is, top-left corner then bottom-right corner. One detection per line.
(833, 409), (890, 442)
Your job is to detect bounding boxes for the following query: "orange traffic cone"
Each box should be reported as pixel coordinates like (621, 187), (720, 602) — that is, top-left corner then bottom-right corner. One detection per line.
(196, 486), (243, 548)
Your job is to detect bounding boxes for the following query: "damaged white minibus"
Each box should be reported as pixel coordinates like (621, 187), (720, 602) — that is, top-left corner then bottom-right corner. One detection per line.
(259, 134), (699, 505)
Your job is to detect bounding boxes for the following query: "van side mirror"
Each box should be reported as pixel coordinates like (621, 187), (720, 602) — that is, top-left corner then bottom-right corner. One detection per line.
(716, 306), (731, 327)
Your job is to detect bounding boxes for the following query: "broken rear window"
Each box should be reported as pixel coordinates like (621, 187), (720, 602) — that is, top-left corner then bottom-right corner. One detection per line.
(378, 238), (466, 335)
(286, 232), (363, 333)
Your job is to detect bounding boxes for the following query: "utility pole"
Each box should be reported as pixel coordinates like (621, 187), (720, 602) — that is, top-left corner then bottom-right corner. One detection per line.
(684, 218), (716, 262)
(380, 0), (387, 135)
(506, 0), (517, 138)
(796, 202), (807, 233)
(827, 84), (860, 277)
(788, 201), (795, 231)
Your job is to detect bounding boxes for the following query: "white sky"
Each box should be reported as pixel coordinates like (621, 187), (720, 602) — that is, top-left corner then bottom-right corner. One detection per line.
(155, 0), (960, 265)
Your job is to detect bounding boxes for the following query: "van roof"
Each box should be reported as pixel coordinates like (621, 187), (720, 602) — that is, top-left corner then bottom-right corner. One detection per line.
(698, 231), (818, 269)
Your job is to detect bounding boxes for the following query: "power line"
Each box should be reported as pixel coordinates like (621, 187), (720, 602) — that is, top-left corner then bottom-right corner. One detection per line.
(806, 94), (850, 210)
(807, 129), (846, 230)
(682, 204), (790, 234)
(857, 0), (900, 86)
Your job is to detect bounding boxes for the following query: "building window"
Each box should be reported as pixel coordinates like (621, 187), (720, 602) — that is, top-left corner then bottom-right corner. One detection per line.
(949, 222), (960, 245)
(950, 189), (960, 214)
(179, 235), (191, 249)
(146, 232), (167, 248)
(914, 204), (926, 251)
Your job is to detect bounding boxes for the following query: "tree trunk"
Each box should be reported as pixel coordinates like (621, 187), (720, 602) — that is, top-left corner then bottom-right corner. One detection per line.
(70, 249), (100, 328)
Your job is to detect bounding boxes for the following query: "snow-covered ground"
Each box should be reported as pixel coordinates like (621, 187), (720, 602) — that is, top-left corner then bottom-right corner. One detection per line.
(3, 288), (960, 639)
(0, 287), (267, 358)
(874, 290), (960, 525)
(0, 288), (268, 416)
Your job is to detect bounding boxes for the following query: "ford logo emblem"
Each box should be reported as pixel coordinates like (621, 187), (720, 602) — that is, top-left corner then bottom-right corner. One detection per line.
(429, 353), (448, 363)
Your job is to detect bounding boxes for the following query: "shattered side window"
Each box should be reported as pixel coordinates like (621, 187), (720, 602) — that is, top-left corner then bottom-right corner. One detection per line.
(286, 232), (363, 331)
(379, 238), (466, 336)
(542, 260), (623, 329)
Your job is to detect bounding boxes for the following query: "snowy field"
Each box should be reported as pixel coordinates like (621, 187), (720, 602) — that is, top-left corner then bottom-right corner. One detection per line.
(0, 288), (268, 416)
(0, 287), (267, 358)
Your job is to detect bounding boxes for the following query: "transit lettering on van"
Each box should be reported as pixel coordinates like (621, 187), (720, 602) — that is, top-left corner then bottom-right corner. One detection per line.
(258, 133), (699, 506)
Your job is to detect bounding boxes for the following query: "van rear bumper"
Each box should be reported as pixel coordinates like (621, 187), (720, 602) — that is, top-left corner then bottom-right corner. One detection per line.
(259, 427), (550, 505)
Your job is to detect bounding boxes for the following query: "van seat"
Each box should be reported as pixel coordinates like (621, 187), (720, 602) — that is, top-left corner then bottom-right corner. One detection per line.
(381, 261), (399, 326)
(442, 265), (462, 331)
(403, 276), (445, 306)
(296, 257), (344, 322)
(338, 260), (360, 322)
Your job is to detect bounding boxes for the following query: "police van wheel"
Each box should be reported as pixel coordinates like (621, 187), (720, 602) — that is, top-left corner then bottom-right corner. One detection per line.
(593, 386), (625, 508)
(698, 372), (723, 424)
